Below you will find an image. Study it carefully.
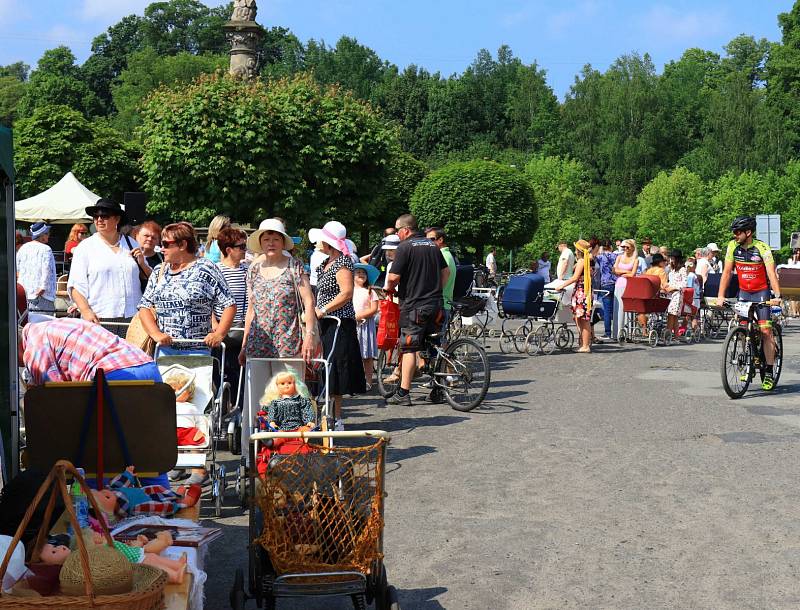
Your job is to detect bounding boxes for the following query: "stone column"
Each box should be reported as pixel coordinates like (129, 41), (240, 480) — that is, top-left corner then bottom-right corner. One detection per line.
(224, 0), (264, 79)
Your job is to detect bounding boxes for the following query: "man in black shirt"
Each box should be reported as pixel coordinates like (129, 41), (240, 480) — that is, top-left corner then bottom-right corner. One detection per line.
(384, 213), (449, 405)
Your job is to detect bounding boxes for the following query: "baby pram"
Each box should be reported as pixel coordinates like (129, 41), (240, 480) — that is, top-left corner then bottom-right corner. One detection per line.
(619, 276), (671, 347)
(156, 341), (229, 516)
(703, 273), (739, 337)
(448, 265), (491, 343)
(499, 274), (561, 354)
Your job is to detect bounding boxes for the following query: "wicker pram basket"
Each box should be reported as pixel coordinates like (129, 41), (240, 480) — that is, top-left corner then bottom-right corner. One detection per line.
(255, 438), (387, 576)
(0, 460), (166, 610)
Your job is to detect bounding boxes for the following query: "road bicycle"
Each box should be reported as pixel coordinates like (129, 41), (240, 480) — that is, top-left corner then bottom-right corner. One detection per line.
(719, 300), (783, 399)
(376, 334), (491, 412)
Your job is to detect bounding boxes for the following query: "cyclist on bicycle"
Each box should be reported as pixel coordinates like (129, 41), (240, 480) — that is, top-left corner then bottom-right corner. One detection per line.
(715, 215), (782, 390)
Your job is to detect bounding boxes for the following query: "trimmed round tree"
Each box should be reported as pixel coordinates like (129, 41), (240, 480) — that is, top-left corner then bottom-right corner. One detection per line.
(139, 72), (396, 226)
(410, 160), (536, 258)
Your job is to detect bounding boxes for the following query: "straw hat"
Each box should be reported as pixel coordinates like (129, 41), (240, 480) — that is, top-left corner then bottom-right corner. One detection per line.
(247, 218), (294, 253)
(574, 239), (591, 251)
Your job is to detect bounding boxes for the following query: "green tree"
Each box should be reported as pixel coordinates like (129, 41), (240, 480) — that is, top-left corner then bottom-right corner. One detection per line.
(14, 104), (139, 201)
(708, 169), (785, 242)
(0, 61), (30, 81)
(141, 0), (229, 55)
(139, 73), (396, 226)
(304, 36), (392, 103)
(260, 26), (306, 78)
(635, 167), (709, 253)
(410, 160), (536, 258)
(0, 77), (26, 126)
(765, 3), (800, 154)
(112, 48), (227, 136)
(520, 155), (595, 264)
(17, 47), (102, 119)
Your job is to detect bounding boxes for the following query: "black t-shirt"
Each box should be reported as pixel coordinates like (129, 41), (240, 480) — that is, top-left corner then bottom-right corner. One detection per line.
(390, 232), (447, 311)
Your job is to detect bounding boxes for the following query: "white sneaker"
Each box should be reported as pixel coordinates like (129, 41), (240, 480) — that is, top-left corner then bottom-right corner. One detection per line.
(334, 419), (345, 431)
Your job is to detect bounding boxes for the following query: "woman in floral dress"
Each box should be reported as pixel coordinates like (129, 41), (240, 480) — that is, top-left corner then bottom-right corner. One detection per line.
(665, 249), (688, 338)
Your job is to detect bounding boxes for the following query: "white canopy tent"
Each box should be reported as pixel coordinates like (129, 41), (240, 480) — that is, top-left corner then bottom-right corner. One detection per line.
(15, 172), (99, 224)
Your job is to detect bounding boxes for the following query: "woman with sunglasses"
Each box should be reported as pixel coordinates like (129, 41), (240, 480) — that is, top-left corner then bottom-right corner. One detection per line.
(214, 227), (249, 400)
(68, 199), (149, 336)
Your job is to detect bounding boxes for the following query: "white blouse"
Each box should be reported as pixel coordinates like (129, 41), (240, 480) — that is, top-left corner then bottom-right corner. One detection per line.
(67, 233), (147, 318)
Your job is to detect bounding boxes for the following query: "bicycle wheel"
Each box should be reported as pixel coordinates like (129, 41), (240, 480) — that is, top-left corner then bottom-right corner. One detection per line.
(758, 324), (783, 387)
(513, 322), (531, 353)
(376, 347), (401, 398)
(524, 330), (541, 355)
(720, 327), (752, 399)
(436, 338), (491, 412)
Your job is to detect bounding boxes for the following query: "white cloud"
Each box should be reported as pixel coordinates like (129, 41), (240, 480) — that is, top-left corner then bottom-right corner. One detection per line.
(80, 0), (151, 22)
(636, 4), (728, 44)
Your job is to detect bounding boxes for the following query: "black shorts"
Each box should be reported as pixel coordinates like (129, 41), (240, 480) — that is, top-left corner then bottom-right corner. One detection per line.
(739, 289), (772, 327)
(399, 305), (443, 353)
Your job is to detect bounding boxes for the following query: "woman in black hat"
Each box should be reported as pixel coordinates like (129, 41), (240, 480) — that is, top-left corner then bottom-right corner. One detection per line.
(665, 249), (687, 337)
(67, 198), (150, 337)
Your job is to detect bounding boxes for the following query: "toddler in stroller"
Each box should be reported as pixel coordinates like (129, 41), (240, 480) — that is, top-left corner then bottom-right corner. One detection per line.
(255, 369), (317, 475)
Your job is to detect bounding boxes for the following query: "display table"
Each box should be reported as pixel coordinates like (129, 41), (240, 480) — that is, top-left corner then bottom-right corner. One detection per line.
(165, 573), (193, 610)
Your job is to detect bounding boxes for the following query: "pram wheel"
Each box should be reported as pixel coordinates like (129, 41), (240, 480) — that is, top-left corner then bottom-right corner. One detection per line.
(538, 327), (556, 355)
(524, 330), (540, 355)
(555, 326), (573, 349)
(617, 329), (627, 344)
(513, 324), (530, 353)
(499, 332), (514, 353)
(376, 585), (401, 610)
(630, 326), (643, 342)
(648, 330), (659, 347)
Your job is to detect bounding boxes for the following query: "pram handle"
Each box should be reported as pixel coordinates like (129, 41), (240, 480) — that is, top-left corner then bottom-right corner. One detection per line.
(250, 430), (390, 441)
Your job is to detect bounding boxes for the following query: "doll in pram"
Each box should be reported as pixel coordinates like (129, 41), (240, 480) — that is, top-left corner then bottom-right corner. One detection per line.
(254, 369), (318, 476)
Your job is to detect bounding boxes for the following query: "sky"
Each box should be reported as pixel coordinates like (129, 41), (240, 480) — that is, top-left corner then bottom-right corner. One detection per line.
(0, 0), (794, 98)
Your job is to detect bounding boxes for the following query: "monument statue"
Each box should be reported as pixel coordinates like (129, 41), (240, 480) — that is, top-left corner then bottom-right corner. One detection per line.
(224, 0), (263, 79)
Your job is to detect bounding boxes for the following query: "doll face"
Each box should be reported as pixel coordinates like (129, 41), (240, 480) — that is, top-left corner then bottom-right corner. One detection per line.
(91, 488), (119, 513)
(276, 376), (296, 397)
(40, 543), (70, 565)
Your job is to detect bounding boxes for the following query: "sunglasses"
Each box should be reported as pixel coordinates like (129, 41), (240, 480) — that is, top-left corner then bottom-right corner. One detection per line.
(92, 213), (112, 220)
(161, 239), (181, 248)
(231, 243), (247, 250)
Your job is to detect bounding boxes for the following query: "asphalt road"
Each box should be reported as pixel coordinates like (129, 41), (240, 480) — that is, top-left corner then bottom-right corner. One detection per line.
(200, 320), (800, 609)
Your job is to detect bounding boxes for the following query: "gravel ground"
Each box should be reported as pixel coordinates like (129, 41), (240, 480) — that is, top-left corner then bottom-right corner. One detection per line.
(198, 319), (800, 609)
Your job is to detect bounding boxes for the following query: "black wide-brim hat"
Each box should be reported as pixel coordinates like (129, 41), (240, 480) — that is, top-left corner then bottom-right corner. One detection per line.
(85, 198), (127, 225)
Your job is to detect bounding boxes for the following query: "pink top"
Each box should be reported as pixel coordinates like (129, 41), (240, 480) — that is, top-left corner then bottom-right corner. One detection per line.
(352, 286), (377, 313)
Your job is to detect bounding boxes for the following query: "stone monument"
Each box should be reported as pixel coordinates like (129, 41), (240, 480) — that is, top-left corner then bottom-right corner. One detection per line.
(224, 0), (264, 79)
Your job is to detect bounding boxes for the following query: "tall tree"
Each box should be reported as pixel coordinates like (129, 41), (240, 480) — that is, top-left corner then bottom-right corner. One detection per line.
(765, 2), (800, 154)
(17, 47), (102, 119)
(14, 104), (139, 201)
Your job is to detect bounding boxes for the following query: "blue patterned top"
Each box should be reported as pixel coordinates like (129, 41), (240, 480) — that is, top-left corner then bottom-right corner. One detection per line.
(266, 395), (315, 430)
(596, 252), (618, 287)
(139, 257), (235, 347)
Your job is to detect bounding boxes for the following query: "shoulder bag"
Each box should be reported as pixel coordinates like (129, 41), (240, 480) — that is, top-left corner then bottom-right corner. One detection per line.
(125, 263), (166, 356)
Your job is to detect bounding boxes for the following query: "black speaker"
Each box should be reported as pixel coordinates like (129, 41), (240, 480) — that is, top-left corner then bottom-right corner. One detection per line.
(123, 192), (147, 225)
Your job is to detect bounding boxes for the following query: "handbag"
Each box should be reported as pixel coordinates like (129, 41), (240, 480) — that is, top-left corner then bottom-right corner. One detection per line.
(376, 293), (400, 349)
(125, 263), (166, 355)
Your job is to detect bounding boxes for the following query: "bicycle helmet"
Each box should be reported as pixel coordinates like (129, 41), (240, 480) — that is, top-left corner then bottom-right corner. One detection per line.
(730, 216), (756, 232)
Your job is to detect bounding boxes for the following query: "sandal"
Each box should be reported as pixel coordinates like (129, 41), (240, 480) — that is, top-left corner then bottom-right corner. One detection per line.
(577, 347), (591, 353)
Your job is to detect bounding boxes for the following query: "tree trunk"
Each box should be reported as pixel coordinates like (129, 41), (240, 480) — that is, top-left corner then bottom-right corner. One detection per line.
(360, 228), (370, 258)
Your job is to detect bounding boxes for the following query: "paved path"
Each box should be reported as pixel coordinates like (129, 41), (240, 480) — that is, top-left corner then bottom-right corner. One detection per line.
(202, 321), (800, 609)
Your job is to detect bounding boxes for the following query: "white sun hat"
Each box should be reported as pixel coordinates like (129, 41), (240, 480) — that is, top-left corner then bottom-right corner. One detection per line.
(247, 218), (294, 253)
(706, 242), (720, 252)
(308, 221), (350, 254)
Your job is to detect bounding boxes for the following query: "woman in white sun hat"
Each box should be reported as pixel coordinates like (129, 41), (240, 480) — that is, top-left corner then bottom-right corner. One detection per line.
(308, 220), (367, 430)
(240, 218), (317, 367)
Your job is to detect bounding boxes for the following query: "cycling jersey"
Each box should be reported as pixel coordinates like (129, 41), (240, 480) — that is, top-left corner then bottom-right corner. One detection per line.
(724, 239), (773, 292)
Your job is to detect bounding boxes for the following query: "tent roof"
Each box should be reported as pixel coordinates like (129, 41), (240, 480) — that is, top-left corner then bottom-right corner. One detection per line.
(15, 172), (99, 224)
(0, 127), (13, 181)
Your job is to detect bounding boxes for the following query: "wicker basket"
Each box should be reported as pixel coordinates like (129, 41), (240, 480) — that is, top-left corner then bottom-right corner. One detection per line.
(0, 460), (167, 609)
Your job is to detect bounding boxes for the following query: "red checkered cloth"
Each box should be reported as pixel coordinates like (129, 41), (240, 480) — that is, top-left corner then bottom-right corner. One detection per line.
(22, 318), (152, 385)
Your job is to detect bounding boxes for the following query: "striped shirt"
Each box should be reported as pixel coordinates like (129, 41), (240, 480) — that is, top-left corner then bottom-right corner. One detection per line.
(215, 262), (248, 325)
(22, 318), (152, 385)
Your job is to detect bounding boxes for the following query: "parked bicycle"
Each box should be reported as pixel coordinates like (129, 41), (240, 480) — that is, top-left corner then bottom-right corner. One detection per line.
(719, 300), (783, 399)
(376, 333), (491, 412)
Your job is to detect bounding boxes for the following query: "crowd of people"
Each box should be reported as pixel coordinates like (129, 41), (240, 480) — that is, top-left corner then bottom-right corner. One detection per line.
(15, 197), (463, 440)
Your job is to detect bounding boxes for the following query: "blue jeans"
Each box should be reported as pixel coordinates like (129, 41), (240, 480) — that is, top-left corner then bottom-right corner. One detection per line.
(601, 284), (615, 337)
(105, 362), (162, 382)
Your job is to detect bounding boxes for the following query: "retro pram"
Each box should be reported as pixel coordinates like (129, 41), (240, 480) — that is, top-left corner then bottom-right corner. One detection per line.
(618, 276), (671, 347)
(498, 274), (571, 354)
